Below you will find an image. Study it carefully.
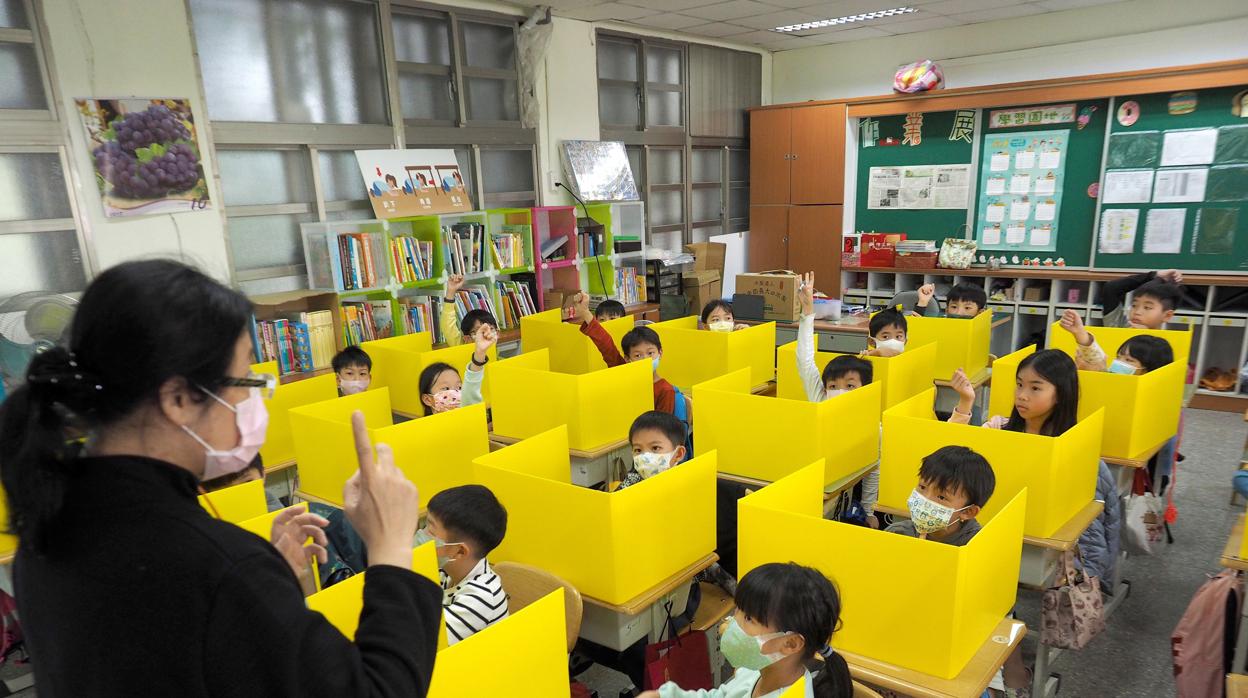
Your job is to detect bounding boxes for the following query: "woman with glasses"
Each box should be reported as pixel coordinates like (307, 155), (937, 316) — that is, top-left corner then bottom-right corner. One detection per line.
(0, 260), (440, 697)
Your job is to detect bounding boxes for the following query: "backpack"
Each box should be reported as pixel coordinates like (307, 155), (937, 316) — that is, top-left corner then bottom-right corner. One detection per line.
(0, 589), (25, 666)
(671, 386), (694, 455)
(1172, 569), (1241, 697)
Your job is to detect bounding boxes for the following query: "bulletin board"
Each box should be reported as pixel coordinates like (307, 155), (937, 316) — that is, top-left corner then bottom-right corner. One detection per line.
(1094, 86), (1248, 271)
(854, 110), (975, 242)
(971, 99), (1107, 267)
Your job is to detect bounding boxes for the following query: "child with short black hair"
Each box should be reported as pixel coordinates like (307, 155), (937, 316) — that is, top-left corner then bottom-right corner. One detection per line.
(424, 484), (509, 644)
(701, 299), (749, 332)
(1098, 269), (1183, 329)
(416, 324), (497, 415)
(618, 410), (687, 490)
(595, 299), (626, 322)
(574, 292), (688, 420)
(945, 283), (988, 318)
(1055, 309), (1175, 373)
(886, 445), (995, 544)
(440, 274), (501, 346)
(332, 346), (372, 396)
(641, 562), (852, 698)
(865, 308), (907, 357)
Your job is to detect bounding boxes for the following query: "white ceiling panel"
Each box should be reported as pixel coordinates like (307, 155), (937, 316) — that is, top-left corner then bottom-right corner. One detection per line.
(682, 0), (783, 21)
(628, 12), (712, 29)
(681, 21), (756, 36)
(562, 2), (663, 20)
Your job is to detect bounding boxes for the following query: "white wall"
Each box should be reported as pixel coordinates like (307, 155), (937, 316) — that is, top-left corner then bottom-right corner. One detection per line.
(39, 0), (232, 282)
(772, 0), (1248, 102)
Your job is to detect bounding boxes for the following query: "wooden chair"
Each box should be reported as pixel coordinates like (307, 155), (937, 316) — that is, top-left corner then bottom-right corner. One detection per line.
(493, 561), (583, 652)
(852, 680), (884, 698)
(683, 581), (736, 685)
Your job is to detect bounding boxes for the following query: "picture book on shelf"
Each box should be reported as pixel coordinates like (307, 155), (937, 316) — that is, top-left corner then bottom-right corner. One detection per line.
(250, 317), (318, 375)
(443, 223), (487, 276)
(332, 232), (382, 291)
(341, 300), (395, 345)
(495, 279), (538, 330)
(540, 236), (567, 261)
(491, 225), (530, 270)
(399, 295), (446, 344)
(391, 235), (434, 284)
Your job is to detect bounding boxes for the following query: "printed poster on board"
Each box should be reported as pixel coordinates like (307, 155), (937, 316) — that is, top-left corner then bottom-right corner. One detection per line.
(355, 149), (473, 219)
(76, 98), (212, 217)
(975, 129), (1069, 252)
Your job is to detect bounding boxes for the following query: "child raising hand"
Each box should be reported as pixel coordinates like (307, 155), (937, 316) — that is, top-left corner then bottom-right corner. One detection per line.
(1058, 308), (1108, 371)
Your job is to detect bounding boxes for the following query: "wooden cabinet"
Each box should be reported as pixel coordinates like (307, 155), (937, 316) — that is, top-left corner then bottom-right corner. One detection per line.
(749, 103), (845, 205)
(748, 204), (843, 295)
(749, 109), (792, 205)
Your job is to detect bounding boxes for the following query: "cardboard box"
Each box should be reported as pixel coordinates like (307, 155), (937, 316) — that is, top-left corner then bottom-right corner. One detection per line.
(686, 242), (726, 276)
(861, 233), (906, 268)
(736, 271), (801, 322)
(683, 270), (722, 315)
(1023, 287), (1046, 302)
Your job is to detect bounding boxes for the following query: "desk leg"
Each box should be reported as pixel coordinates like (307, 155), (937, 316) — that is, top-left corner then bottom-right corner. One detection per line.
(1032, 644), (1062, 698)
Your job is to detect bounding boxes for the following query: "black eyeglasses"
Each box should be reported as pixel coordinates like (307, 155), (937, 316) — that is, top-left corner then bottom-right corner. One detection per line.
(217, 372), (277, 399)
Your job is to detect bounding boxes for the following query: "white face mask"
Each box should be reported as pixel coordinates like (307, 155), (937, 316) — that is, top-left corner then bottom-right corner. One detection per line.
(824, 388), (847, 399)
(875, 338), (906, 354)
(415, 528), (462, 568)
(708, 320), (734, 333)
(633, 451), (676, 479)
(906, 488), (970, 535)
(1108, 359), (1138, 375)
(182, 388), (269, 482)
(339, 379), (369, 395)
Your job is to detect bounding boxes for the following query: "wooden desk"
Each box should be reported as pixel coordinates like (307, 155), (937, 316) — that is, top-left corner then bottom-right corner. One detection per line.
(579, 553), (718, 651)
(490, 432), (632, 487)
(1220, 515), (1248, 571)
(264, 458), (297, 475)
(489, 432), (627, 461)
(1104, 439), (1166, 498)
(718, 462), (876, 501)
(843, 618), (1026, 698)
(932, 366), (992, 389)
(1229, 674), (1248, 698)
(751, 380), (777, 396)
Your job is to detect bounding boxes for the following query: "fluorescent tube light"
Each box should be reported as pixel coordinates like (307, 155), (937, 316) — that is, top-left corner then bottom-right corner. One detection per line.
(772, 6), (916, 33)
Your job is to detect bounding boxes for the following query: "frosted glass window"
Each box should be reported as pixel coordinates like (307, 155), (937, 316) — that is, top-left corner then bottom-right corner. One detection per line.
(318, 150), (366, 202)
(646, 46), (681, 85)
(216, 150), (314, 207)
(481, 149), (533, 194)
(392, 13), (450, 65)
(648, 149), (682, 186)
(729, 149), (748, 182)
(398, 71), (454, 122)
(463, 22), (514, 70)
(227, 213), (313, 270)
(599, 85), (638, 127)
(597, 40), (637, 81)
(626, 146), (643, 189)
(692, 149), (721, 183)
(0, 153), (71, 222)
(189, 0), (387, 124)
(466, 77), (518, 122)
(729, 189), (748, 219)
(0, 42), (46, 110)
(647, 91), (682, 127)
(649, 191), (683, 227)
(0, 230), (86, 296)
(0, 0), (29, 29)
(692, 189), (721, 223)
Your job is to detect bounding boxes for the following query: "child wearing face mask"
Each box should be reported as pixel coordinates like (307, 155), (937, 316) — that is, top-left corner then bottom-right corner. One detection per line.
(796, 272), (881, 527)
(862, 308), (907, 358)
(417, 485), (508, 645)
(639, 562), (852, 698)
(1055, 309), (1175, 374)
(886, 445), (995, 544)
(332, 346), (372, 396)
(701, 300), (749, 332)
(416, 325), (497, 415)
(440, 274), (501, 346)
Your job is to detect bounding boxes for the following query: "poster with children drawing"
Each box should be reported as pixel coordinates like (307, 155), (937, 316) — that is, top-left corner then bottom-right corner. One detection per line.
(355, 149), (473, 219)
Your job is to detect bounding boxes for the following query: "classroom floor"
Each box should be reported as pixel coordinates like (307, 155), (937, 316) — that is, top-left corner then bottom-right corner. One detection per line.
(2, 407), (1242, 697)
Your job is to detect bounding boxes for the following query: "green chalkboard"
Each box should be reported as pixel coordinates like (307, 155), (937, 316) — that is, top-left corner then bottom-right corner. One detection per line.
(854, 110), (974, 241)
(1095, 85), (1248, 272)
(971, 99), (1107, 267)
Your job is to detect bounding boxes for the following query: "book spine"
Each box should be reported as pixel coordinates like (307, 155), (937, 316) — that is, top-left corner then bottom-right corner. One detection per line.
(361, 234), (376, 288)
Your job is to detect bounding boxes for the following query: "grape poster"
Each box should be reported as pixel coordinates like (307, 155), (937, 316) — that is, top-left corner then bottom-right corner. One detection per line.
(76, 98), (211, 217)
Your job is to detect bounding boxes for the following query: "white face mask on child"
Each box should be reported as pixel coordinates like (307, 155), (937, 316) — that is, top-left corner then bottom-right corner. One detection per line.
(633, 451), (676, 479)
(875, 338), (906, 354)
(708, 320), (734, 333)
(339, 379), (369, 395)
(906, 489), (970, 535)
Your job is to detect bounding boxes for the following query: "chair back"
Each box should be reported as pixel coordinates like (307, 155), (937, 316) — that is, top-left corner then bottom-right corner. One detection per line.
(493, 561), (583, 652)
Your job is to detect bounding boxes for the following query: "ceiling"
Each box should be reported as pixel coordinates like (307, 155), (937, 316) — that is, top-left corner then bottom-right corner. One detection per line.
(542, 0), (1128, 52)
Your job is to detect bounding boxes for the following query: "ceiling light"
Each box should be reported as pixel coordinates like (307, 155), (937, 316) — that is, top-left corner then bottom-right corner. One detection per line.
(772, 6), (916, 33)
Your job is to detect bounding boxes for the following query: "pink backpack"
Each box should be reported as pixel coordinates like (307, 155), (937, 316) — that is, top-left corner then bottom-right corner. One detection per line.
(1172, 569), (1241, 697)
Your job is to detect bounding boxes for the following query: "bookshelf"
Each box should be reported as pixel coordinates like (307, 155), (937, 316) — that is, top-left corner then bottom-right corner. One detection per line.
(487, 208), (540, 331)
(301, 220), (390, 294)
(581, 201), (648, 304)
(249, 291), (345, 378)
(532, 206), (581, 314)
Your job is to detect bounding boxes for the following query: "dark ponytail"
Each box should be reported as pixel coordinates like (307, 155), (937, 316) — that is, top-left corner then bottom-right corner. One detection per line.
(0, 260), (252, 552)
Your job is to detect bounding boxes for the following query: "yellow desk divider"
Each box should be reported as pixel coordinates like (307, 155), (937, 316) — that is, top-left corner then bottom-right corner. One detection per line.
(775, 341), (936, 410)
(490, 349), (653, 452)
(739, 462), (1025, 680)
(236, 503), (307, 540)
(649, 316), (777, 391)
(472, 425), (716, 606)
(0, 490), (17, 560)
(290, 389), (490, 506)
(692, 369), (881, 485)
(429, 589), (571, 697)
(307, 542), (444, 647)
(198, 479), (268, 523)
(904, 311), (992, 381)
(991, 341), (1183, 461)
(778, 676), (806, 696)
(879, 388), (1103, 539)
(250, 361), (338, 467)
(363, 333), (497, 416)
(1048, 322), (1193, 369)
(520, 309), (634, 375)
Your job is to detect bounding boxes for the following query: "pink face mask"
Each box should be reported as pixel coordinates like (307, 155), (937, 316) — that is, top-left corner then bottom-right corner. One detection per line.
(339, 379), (369, 395)
(182, 388), (269, 481)
(431, 389), (462, 413)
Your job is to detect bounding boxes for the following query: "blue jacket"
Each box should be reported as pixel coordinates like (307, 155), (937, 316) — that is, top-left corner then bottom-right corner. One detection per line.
(1078, 460), (1121, 590)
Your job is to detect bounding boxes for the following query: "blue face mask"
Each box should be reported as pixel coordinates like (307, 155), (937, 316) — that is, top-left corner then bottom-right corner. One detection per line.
(651, 357), (661, 372)
(1108, 358), (1138, 375)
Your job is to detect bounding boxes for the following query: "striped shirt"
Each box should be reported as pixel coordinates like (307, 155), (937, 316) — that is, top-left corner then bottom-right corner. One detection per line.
(440, 558), (508, 645)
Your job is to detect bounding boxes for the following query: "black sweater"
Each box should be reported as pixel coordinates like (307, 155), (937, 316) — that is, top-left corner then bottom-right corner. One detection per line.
(13, 455), (442, 697)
